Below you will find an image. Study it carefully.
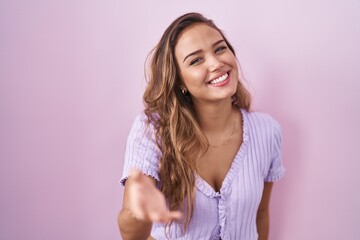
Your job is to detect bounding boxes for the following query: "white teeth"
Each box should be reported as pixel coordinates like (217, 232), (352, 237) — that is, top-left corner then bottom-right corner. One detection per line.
(209, 73), (228, 84)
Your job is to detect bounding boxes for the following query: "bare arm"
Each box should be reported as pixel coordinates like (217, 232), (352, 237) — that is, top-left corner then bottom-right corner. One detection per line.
(118, 169), (182, 240)
(256, 182), (273, 240)
(118, 174), (153, 240)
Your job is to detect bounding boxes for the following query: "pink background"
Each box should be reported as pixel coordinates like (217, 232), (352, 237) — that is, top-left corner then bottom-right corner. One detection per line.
(1, 1), (359, 239)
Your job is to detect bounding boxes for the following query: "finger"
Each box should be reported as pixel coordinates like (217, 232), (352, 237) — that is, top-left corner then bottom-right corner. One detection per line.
(150, 213), (173, 224)
(148, 212), (163, 222)
(148, 210), (183, 223)
(168, 211), (183, 220)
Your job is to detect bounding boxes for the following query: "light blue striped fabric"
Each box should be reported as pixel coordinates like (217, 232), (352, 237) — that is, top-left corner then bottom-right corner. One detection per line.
(120, 109), (285, 240)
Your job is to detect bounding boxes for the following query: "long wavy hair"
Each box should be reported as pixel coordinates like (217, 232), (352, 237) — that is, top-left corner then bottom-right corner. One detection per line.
(143, 12), (251, 232)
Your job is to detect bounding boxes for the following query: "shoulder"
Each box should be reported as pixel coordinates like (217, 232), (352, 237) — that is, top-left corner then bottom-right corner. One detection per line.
(126, 112), (160, 145)
(242, 109), (280, 130)
(126, 111), (161, 156)
(241, 109), (281, 142)
(129, 111), (158, 132)
(131, 112), (150, 127)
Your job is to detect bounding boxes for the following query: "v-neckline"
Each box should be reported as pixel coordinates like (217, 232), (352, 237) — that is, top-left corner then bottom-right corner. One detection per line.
(196, 108), (250, 197)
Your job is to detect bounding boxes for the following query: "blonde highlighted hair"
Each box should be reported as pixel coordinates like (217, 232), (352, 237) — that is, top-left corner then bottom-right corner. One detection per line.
(143, 12), (251, 232)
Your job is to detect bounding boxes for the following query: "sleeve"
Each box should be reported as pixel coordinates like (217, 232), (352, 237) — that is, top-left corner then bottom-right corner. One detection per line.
(119, 113), (161, 186)
(264, 118), (285, 182)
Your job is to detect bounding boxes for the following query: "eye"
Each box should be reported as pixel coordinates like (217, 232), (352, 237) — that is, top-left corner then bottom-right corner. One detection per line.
(189, 57), (203, 66)
(215, 45), (227, 53)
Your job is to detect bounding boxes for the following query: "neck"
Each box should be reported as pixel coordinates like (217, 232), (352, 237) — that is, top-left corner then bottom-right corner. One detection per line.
(193, 98), (235, 134)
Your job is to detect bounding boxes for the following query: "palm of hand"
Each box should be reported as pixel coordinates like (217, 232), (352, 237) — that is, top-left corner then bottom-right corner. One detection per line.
(128, 169), (182, 223)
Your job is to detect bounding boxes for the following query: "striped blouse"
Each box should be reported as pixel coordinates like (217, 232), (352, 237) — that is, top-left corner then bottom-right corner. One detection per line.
(120, 108), (285, 240)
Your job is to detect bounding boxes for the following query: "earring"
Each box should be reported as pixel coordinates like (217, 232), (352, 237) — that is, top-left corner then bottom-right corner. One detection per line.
(179, 87), (192, 106)
(231, 95), (238, 105)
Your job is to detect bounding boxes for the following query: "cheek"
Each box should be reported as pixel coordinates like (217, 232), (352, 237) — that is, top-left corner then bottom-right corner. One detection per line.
(232, 67), (239, 79)
(230, 60), (240, 78)
(181, 69), (207, 87)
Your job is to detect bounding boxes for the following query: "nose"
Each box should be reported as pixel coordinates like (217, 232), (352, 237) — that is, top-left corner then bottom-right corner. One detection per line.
(208, 55), (224, 72)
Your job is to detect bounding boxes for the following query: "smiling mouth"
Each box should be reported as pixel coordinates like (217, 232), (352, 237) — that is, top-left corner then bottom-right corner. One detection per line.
(208, 72), (229, 85)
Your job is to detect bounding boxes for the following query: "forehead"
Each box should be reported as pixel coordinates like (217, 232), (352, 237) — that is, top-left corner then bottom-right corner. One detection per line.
(175, 24), (223, 57)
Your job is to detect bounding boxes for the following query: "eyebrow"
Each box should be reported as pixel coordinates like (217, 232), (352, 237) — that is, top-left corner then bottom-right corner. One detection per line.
(182, 39), (225, 63)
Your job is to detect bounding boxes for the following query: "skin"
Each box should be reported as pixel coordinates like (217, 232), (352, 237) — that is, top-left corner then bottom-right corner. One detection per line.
(257, 182), (274, 240)
(175, 24), (273, 239)
(118, 170), (182, 240)
(175, 23), (239, 108)
(118, 23), (273, 240)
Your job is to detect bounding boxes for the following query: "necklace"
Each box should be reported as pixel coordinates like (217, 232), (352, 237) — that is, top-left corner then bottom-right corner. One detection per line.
(209, 112), (237, 148)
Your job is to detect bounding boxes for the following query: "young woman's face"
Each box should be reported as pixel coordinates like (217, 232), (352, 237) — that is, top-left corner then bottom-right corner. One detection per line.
(175, 23), (238, 105)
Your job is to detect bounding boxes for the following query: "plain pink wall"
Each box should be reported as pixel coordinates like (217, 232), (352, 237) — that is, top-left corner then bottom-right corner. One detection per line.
(1, 1), (359, 239)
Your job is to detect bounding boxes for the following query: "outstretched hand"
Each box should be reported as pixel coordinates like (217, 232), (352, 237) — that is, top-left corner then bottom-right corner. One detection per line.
(127, 169), (183, 223)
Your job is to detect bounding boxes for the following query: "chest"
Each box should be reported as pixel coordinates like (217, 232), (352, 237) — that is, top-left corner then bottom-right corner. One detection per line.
(197, 132), (242, 192)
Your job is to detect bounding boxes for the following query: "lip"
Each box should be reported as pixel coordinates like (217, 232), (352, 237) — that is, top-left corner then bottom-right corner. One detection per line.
(207, 71), (229, 83)
(207, 71), (231, 87)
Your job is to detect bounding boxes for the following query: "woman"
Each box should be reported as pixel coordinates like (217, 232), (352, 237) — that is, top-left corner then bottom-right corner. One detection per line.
(118, 12), (285, 240)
